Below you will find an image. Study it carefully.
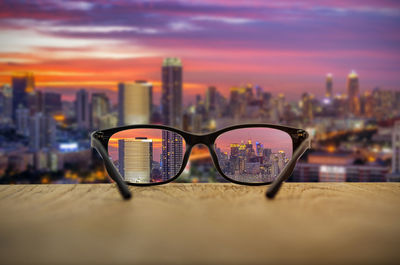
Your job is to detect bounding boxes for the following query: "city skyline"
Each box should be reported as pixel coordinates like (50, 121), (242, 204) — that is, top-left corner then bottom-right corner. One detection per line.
(1, 0), (399, 101)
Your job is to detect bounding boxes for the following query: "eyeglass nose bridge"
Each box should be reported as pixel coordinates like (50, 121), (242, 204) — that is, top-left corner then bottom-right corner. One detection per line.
(187, 134), (215, 146)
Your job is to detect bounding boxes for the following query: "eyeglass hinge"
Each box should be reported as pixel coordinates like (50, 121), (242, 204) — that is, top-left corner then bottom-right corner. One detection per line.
(296, 129), (308, 140)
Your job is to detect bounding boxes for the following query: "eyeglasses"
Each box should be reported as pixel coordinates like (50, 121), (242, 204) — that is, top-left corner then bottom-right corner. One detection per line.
(91, 124), (310, 200)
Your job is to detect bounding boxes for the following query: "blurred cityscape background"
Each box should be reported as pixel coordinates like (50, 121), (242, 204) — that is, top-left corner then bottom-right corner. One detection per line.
(0, 0), (399, 184)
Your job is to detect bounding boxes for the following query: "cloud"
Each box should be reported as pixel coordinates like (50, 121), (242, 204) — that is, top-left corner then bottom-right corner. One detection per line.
(55, 1), (94, 11)
(44, 25), (160, 34)
(168, 21), (202, 32)
(192, 15), (256, 24)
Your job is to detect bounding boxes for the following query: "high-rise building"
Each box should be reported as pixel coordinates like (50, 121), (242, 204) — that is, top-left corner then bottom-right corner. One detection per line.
(205, 86), (217, 118)
(387, 120), (400, 181)
(43, 92), (62, 115)
(118, 81), (152, 126)
(16, 107), (30, 136)
(0, 84), (13, 123)
(27, 90), (43, 115)
(161, 131), (183, 181)
(326, 73), (333, 98)
(161, 58), (183, 180)
(301, 92), (314, 122)
(29, 112), (56, 151)
(161, 57), (182, 128)
(75, 89), (90, 129)
(91, 92), (110, 129)
(118, 137), (153, 183)
(12, 72), (34, 121)
(347, 70), (360, 116)
(256, 142), (263, 156)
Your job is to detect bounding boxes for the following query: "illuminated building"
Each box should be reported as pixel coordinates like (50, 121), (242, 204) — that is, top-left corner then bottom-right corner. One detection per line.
(91, 93), (110, 129)
(75, 89), (90, 129)
(371, 88), (396, 121)
(256, 142), (263, 156)
(29, 112), (56, 151)
(118, 81), (152, 126)
(262, 148), (271, 162)
(118, 137), (153, 183)
(0, 84), (13, 123)
(230, 144), (239, 158)
(255, 85), (263, 99)
(99, 113), (118, 130)
(161, 58), (183, 180)
(361, 91), (373, 118)
(205, 86), (217, 116)
(387, 121), (400, 181)
(272, 154), (280, 176)
(192, 113), (202, 133)
(161, 57), (182, 128)
(293, 163), (388, 182)
(11, 72), (34, 121)
(161, 130), (183, 181)
(326, 73), (333, 98)
(393, 121), (400, 174)
(301, 92), (313, 122)
(347, 70), (360, 116)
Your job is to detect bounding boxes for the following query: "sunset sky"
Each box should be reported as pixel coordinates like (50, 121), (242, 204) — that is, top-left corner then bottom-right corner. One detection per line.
(0, 0), (399, 103)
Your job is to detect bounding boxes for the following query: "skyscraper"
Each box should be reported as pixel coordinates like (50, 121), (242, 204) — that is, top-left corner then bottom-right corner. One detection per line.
(392, 121), (400, 175)
(301, 92), (314, 122)
(29, 112), (56, 151)
(161, 58), (183, 180)
(0, 84), (13, 123)
(91, 92), (110, 129)
(43, 92), (62, 115)
(161, 57), (182, 128)
(161, 130), (183, 181)
(27, 90), (43, 115)
(205, 86), (217, 116)
(12, 72), (34, 121)
(16, 107), (30, 136)
(118, 81), (152, 126)
(347, 70), (360, 116)
(326, 73), (333, 98)
(118, 137), (153, 183)
(75, 89), (90, 129)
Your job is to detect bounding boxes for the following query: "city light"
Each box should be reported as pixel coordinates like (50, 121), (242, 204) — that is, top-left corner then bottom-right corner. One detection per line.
(0, 0), (399, 184)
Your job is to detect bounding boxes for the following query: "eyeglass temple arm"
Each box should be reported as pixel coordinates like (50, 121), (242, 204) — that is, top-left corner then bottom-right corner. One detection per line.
(91, 133), (132, 200)
(266, 136), (311, 199)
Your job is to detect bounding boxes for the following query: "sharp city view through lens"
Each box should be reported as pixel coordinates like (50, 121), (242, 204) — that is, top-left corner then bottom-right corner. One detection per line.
(109, 129), (185, 183)
(215, 128), (292, 183)
(0, 1), (399, 185)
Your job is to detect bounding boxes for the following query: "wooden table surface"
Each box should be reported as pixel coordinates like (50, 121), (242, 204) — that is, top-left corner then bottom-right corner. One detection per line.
(0, 183), (399, 265)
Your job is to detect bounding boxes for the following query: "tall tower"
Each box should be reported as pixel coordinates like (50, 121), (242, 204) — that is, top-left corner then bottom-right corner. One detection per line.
(118, 137), (153, 183)
(161, 57), (182, 128)
(118, 81), (152, 126)
(392, 121), (400, 175)
(75, 89), (90, 129)
(91, 93), (110, 129)
(11, 72), (35, 121)
(161, 130), (183, 181)
(347, 70), (360, 116)
(326, 73), (333, 98)
(161, 58), (183, 181)
(0, 84), (13, 123)
(29, 112), (56, 151)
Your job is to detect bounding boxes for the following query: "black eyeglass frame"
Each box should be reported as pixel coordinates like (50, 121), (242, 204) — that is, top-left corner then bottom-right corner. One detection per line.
(91, 123), (310, 200)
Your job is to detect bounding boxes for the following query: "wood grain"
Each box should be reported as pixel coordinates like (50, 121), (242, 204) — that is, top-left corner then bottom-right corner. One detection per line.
(0, 183), (399, 265)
